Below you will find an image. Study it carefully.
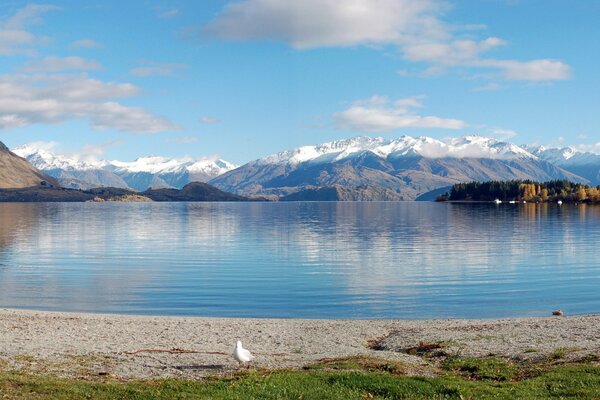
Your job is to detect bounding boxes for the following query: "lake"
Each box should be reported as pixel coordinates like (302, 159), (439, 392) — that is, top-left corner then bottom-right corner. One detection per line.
(0, 202), (599, 319)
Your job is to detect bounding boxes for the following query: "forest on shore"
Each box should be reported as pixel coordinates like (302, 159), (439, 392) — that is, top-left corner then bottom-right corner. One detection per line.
(437, 180), (600, 203)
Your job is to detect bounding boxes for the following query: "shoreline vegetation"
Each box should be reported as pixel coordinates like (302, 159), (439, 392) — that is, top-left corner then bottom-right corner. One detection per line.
(3, 309), (600, 398)
(0, 182), (255, 203)
(436, 180), (600, 204)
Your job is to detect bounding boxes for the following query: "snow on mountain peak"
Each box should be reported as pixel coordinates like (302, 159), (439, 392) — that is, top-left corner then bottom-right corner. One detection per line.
(11, 144), (100, 171)
(187, 159), (238, 176)
(256, 135), (536, 166)
(11, 143), (238, 182)
(527, 145), (600, 166)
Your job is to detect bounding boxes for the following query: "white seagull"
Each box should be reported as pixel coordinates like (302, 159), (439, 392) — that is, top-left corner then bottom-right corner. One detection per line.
(233, 340), (255, 368)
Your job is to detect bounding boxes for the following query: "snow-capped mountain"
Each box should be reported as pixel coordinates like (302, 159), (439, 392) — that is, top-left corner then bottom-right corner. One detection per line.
(210, 135), (585, 199)
(257, 135), (534, 166)
(11, 145), (238, 191)
(12, 145), (130, 190)
(106, 156), (237, 191)
(524, 145), (600, 184)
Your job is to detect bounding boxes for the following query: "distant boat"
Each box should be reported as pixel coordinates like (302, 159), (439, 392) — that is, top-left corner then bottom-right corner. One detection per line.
(558, 200), (563, 205)
(494, 199), (502, 204)
(509, 200), (516, 204)
(523, 201), (527, 204)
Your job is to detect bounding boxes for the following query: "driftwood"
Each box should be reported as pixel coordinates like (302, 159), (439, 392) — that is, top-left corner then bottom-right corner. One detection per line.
(119, 348), (288, 356)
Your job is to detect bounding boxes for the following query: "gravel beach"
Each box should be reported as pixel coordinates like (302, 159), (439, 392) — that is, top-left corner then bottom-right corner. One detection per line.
(1, 309), (599, 380)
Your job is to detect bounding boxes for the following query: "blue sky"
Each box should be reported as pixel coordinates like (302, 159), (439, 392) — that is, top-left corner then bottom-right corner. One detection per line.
(0, 0), (598, 163)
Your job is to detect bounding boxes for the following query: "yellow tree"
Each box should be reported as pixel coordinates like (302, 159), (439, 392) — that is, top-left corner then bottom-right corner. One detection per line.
(586, 187), (599, 202)
(523, 183), (536, 201)
(576, 187), (588, 201)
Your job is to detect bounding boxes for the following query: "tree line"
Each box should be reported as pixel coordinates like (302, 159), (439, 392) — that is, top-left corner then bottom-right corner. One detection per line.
(437, 180), (600, 203)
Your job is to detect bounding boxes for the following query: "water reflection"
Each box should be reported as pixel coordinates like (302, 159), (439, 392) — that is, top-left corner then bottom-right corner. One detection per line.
(0, 202), (599, 318)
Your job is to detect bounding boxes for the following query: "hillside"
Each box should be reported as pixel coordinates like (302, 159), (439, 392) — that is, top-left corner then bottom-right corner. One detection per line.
(0, 182), (249, 202)
(143, 182), (249, 202)
(0, 141), (60, 189)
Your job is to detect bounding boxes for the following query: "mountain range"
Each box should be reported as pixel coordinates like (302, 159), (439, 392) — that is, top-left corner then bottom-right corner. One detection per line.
(11, 145), (237, 191)
(210, 136), (592, 200)
(5, 135), (600, 201)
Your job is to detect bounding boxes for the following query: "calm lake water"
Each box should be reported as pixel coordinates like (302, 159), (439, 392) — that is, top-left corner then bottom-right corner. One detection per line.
(0, 202), (599, 319)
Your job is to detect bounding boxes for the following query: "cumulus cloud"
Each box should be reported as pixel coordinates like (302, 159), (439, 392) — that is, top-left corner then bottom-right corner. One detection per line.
(334, 96), (466, 132)
(23, 56), (102, 72)
(0, 73), (180, 133)
(403, 37), (507, 65)
(477, 59), (572, 81)
(203, 0), (571, 82)
(0, 4), (59, 56)
(204, 0), (447, 49)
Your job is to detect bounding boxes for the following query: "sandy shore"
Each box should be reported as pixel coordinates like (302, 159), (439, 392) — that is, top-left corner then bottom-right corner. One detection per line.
(1, 309), (599, 380)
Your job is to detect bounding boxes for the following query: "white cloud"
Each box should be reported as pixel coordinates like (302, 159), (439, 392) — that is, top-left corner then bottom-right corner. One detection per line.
(130, 62), (188, 77)
(403, 37), (507, 65)
(0, 4), (59, 56)
(70, 38), (102, 49)
(334, 96), (466, 132)
(19, 140), (60, 152)
(23, 56), (102, 72)
(491, 128), (517, 138)
(204, 0), (571, 82)
(0, 73), (180, 133)
(573, 142), (600, 155)
(199, 116), (220, 124)
(205, 0), (447, 49)
(478, 59), (572, 81)
(71, 140), (124, 162)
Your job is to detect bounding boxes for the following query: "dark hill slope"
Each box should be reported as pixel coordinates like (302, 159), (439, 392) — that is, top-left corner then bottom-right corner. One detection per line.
(0, 141), (60, 189)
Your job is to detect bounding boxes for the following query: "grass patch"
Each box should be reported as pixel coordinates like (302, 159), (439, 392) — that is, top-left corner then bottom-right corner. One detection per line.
(3, 357), (600, 399)
(306, 356), (408, 375)
(404, 341), (450, 358)
(443, 357), (522, 381)
(549, 347), (579, 361)
(525, 348), (539, 353)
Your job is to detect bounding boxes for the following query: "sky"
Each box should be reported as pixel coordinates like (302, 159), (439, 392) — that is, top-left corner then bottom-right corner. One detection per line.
(0, 0), (599, 164)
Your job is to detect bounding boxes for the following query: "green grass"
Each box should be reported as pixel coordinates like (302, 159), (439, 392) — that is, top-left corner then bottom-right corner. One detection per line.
(2, 357), (600, 399)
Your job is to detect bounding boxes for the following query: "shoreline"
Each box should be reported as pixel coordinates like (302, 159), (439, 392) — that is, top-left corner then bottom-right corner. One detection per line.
(2, 308), (600, 380)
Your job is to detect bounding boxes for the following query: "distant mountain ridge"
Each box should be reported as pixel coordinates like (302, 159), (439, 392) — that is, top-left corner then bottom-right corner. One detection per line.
(525, 145), (600, 185)
(6, 135), (599, 201)
(210, 135), (587, 200)
(11, 145), (238, 191)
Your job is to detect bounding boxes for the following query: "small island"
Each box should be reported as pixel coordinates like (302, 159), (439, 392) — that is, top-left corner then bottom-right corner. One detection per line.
(437, 180), (600, 203)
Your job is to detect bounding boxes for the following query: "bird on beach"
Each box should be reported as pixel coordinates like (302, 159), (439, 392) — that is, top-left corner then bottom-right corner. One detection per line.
(233, 340), (255, 368)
